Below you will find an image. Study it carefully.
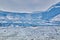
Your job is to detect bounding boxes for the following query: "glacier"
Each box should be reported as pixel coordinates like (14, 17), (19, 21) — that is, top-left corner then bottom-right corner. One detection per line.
(0, 2), (60, 40)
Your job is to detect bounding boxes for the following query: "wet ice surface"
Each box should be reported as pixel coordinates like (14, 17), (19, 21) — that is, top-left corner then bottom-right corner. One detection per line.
(0, 26), (60, 40)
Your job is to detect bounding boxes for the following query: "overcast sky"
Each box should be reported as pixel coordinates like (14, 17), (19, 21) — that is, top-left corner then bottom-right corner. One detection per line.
(0, 0), (60, 12)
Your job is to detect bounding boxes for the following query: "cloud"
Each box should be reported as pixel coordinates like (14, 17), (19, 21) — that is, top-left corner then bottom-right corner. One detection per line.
(0, 0), (60, 12)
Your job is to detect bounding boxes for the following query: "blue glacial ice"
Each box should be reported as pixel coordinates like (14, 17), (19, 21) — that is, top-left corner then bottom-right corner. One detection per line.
(0, 2), (60, 27)
(0, 2), (60, 40)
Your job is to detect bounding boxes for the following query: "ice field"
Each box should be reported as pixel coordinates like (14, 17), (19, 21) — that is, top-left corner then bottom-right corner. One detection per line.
(0, 26), (60, 40)
(0, 2), (60, 40)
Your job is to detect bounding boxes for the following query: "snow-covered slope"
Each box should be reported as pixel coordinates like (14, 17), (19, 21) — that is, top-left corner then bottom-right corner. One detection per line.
(51, 14), (60, 21)
(0, 26), (60, 40)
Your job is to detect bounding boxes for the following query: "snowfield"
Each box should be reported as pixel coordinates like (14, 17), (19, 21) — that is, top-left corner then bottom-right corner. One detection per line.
(0, 26), (60, 40)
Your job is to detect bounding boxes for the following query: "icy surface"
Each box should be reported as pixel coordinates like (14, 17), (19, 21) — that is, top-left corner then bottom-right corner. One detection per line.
(0, 26), (60, 40)
(0, 2), (60, 40)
